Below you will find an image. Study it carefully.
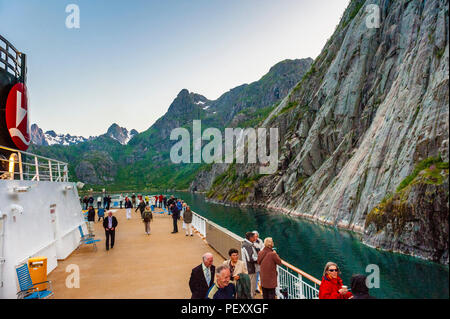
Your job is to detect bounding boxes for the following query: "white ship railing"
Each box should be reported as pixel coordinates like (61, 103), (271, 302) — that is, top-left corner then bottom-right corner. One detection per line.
(277, 260), (320, 299)
(192, 211), (207, 238)
(0, 145), (69, 182)
(190, 209), (321, 299)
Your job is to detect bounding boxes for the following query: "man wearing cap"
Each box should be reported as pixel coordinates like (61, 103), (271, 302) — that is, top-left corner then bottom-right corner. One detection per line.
(103, 211), (118, 251)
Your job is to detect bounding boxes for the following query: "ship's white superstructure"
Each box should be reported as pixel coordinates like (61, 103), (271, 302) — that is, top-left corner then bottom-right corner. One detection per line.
(0, 146), (86, 299)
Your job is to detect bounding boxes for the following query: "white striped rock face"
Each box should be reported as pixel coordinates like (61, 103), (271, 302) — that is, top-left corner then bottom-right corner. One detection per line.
(204, 0), (449, 263)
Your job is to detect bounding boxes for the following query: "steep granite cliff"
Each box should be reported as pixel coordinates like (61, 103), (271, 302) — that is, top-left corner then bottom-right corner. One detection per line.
(203, 0), (449, 263)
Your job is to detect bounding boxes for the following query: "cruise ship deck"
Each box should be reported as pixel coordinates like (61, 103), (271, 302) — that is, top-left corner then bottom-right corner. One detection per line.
(47, 208), (226, 299)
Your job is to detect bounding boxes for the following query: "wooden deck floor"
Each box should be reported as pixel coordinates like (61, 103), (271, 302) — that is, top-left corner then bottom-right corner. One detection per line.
(47, 208), (225, 299)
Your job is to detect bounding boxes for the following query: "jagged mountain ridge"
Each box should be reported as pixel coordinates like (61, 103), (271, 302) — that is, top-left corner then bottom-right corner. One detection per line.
(30, 58), (313, 188)
(200, 0), (449, 263)
(30, 124), (94, 146)
(129, 58), (313, 152)
(30, 123), (138, 146)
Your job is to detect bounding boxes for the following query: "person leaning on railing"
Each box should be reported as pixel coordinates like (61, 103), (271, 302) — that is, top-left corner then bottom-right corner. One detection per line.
(318, 262), (353, 299)
(257, 237), (282, 299)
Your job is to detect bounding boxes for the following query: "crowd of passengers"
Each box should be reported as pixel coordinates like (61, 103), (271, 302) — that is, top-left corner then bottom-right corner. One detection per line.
(80, 193), (375, 300)
(189, 230), (375, 300)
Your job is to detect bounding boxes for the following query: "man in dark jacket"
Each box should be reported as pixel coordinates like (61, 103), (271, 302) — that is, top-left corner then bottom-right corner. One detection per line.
(135, 200), (146, 218)
(106, 195), (112, 210)
(131, 194), (136, 208)
(167, 196), (175, 207)
(189, 253), (216, 299)
(170, 203), (180, 233)
(87, 205), (96, 235)
(103, 211), (118, 251)
(103, 195), (108, 209)
(83, 196), (88, 210)
(350, 274), (376, 299)
(88, 196), (94, 208)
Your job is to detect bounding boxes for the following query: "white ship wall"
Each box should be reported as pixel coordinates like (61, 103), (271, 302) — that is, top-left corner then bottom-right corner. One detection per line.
(0, 180), (85, 299)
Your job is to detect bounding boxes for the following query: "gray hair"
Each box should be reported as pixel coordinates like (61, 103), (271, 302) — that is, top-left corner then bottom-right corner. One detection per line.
(253, 230), (259, 236)
(264, 237), (274, 248)
(216, 264), (230, 275)
(202, 252), (213, 262)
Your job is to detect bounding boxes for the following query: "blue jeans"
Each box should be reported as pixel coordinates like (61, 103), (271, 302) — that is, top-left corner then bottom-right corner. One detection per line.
(256, 271), (260, 291)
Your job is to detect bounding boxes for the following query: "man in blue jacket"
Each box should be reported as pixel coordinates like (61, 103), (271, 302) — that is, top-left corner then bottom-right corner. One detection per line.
(206, 265), (236, 299)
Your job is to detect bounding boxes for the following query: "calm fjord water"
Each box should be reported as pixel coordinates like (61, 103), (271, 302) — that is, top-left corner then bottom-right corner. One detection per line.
(145, 191), (449, 299)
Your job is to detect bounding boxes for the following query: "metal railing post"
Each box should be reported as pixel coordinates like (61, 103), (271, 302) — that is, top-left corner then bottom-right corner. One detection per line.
(34, 156), (40, 181)
(20, 53), (27, 83)
(57, 163), (61, 182)
(17, 152), (23, 180)
(298, 274), (304, 299)
(48, 160), (53, 182)
(63, 165), (68, 182)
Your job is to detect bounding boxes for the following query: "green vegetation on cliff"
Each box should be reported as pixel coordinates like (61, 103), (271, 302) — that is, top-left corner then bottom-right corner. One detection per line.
(31, 58), (313, 191)
(366, 156), (449, 232)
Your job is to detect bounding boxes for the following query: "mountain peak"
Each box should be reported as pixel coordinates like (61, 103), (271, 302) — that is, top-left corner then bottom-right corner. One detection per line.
(106, 123), (121, 135)
(30, 123), (138, 146)
(268, 58), (314, 76)
(30, 124), (92, 146)
(177, 89), (190, 98)
(105, 123), (138, 145)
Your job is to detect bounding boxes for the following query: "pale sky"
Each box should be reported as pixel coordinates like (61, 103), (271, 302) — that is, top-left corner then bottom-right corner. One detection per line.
(0, 0), (350, 136)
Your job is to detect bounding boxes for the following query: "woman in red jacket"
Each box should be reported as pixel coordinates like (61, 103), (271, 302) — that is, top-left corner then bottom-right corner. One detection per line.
(318, 262), (353, 299)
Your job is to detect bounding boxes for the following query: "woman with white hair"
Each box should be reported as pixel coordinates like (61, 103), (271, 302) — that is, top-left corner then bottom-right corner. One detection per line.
(257, 237), (282, 299)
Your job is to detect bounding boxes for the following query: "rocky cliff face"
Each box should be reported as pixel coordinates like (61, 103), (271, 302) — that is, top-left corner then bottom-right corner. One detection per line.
(75, 150), (117, 184)
(203, 0), (449, 263)
(31, 59), (312, 189)
(30, 124), (48, 146)
(209, 58), (314, 126)
(129, 58), (313, 153)
(364, 159), (449, 263)
(106, 123), (138, 145)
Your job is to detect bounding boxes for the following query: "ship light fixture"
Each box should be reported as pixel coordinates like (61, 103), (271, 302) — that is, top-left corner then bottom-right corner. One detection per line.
(64, 185), (74, 191)
(8, 153), (17, 180)
(12, 186), (31, 193)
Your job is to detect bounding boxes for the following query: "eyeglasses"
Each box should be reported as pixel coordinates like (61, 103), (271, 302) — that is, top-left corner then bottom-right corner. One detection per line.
(328, 269), (338, 272)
